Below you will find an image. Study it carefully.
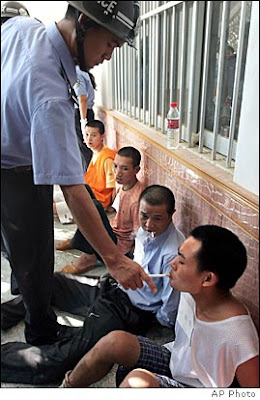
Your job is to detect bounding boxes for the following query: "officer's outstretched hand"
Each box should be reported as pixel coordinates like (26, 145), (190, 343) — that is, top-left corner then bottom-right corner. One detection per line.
(107, 253), (157, 293)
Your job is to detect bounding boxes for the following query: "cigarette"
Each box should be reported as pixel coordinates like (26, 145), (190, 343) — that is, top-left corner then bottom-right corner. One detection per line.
(148, 274), (170, 278)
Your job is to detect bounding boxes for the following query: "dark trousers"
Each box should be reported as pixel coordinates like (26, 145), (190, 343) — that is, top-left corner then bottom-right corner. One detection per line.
(1, 275), (156, 385)
(1, 234), (19, 294)
(72, 185), (117, 258)
(71, 203), (117, 259)
(1, 168), (59, 344)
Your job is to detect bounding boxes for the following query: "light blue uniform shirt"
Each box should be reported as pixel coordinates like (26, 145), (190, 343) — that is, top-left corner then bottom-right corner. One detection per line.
(1, 17), (84, 185)
(74, 65), (95, 109)
(120, 223), (186, 327)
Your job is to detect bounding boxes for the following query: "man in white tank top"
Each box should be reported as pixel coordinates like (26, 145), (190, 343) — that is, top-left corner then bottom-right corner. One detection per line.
(60, 225), (259, 388)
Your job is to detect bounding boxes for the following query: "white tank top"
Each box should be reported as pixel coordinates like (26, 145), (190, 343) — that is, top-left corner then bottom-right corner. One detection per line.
(164, 293), (259, 387)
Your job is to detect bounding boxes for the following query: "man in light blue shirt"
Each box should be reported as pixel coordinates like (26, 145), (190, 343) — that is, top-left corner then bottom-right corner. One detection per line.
(1, 185), (185, 385)
(1, 1), (155, 347)
(121, 220), (184, 327)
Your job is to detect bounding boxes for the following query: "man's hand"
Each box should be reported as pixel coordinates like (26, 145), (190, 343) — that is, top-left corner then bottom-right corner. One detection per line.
(107, 254), (157, 293)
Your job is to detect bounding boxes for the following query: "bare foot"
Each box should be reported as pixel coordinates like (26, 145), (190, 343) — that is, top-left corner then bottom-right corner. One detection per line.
(56, 238), (72, 251)
(61, 253), (97, 274)
(74, 253), (97, 270)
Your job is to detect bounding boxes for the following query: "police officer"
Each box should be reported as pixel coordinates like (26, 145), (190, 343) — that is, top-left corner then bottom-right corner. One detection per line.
(1, 1), (155, 346)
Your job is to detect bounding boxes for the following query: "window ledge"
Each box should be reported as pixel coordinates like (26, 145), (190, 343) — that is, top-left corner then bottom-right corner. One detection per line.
(97, 106), (259, 212)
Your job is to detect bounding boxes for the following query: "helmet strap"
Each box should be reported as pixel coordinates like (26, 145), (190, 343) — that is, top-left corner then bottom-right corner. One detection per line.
(75, 11), (88, 72)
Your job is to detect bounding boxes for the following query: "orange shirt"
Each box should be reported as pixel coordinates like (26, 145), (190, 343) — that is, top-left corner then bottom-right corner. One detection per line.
(84, 146), (116, 209)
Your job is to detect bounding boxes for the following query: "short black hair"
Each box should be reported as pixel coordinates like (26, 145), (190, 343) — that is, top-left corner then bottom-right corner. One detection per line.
(117, 147), (141, 167)
(139, 185), (175, 216)
(86, 120), (105, 135)
(190, 225), (247, 291)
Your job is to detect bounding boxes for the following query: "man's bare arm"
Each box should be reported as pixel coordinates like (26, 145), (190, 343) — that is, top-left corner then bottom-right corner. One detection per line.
(78, 94), (88, 120)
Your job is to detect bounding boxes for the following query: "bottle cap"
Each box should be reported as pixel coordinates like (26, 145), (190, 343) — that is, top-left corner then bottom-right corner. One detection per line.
(170, 102), (178, 108)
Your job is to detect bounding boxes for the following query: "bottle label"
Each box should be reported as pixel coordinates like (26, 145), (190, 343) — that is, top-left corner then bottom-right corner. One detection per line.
(168, 119), (179, 129)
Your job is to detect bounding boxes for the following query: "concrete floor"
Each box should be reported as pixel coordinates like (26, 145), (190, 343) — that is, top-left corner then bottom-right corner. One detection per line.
(1, 216), (174, 388)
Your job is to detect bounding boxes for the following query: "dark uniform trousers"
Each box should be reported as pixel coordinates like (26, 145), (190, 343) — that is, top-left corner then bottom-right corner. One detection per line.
(1, 274), (157, 385)
(1, 167), (59, 344)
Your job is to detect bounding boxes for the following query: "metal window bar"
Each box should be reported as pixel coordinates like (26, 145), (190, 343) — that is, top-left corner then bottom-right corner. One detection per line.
(198, 1), (213, 153)
(123, 49), (126, 114)
(137, 27), (141, 120)
(179, 1), (187, 138)
(186, 1), (198, 147)
(124, 45), (129, 115)
(148, 16), (152, 127)
(212, 1), (230, 160)
(132, 47), (136, 119)
(124, 46), (127, 113)
(226, 1), (247, 167)
(111, 51), (116, 110)
(161, 11), (168, 133)
(142, 19), (147, 124)
(116, 50), (120, 111)
(154, 13), (159, 129)
(129, 47), (132, 117)
(150, 16), (155, 126)
(117, 50), (120, 111)
(169, 7), (176, 107)
(128, 47), (132, 116)
(120, 47), (124, 113)
(115, 51), (118, 111)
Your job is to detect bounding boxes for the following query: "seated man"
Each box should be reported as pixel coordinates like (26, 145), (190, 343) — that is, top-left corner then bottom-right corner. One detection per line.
(59, 146), (146, 274)
(59, 225), (259, 389)
(53, 119), (115, 218)
(1, 185), (185, 385)
(83, 119), (116, 211)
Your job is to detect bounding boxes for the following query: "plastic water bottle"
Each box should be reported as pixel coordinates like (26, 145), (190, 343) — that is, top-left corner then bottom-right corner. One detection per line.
(167, 102), (180, 149)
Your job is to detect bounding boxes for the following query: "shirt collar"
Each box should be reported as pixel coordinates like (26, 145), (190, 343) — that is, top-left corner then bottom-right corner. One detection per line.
(45, 22), (77, 87)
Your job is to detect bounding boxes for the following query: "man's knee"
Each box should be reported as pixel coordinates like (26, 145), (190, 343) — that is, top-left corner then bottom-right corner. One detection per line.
(97, 330), (133, 355)
(120, 368), (160, 388)
(96, 331), (140, 365)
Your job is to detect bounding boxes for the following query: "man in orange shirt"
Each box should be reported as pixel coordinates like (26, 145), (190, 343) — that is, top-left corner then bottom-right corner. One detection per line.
(83, 120), (116, 210)
(58, 147), (146, 274)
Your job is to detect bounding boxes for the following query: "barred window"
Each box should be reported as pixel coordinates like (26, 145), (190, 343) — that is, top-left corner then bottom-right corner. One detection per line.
(111, 1), (252, 169)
